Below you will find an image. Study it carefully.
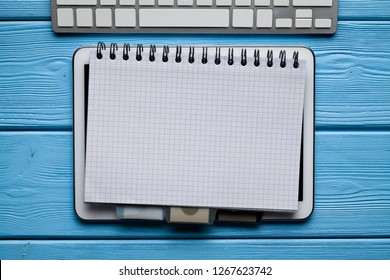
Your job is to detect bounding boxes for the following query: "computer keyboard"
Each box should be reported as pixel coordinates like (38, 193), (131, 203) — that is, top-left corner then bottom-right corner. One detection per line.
(51, 0), (338, 34)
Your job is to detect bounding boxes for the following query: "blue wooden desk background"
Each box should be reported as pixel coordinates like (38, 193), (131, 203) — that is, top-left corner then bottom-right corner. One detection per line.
(1, 0), (390, 259)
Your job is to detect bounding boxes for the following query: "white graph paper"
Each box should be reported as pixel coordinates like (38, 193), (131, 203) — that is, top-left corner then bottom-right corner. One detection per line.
(84, 47), (306, 211)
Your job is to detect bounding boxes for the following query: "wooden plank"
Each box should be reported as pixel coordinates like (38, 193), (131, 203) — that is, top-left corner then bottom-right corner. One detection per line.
(0, 1), (49, 20)
(0, 0), (389, 20)
(1, 21), (390, 129)
(0, 131), (389, 238)
(1, 239), (390, 259)
(339, 0), (390, 20)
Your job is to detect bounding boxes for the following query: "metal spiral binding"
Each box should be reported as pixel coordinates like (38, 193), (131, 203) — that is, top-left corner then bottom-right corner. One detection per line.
(136, 44), (143, 61)
(293, 51), (299, 68)
(149, 45), (156, 62)
(241, 49), (247, 66)
(267, 50), (273, 67)
(109, 43), (118, 60)
(279, 50), (286, 68)
(123, 43), (130, 61)
(254, 49), (260, 67)
(215, 47), (221, 65)
(188, 46), (195, 64)
(96, 42), (106, 59)
(202, 47), (208, 64)
(162, 45), (169, 62)
(175, 46), (182, 63)
(228, 48), (234, 65)
(95, 43), (300, 69)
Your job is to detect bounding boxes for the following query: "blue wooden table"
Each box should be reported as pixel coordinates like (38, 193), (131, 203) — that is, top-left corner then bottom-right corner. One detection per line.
(1, 0), (390, 259)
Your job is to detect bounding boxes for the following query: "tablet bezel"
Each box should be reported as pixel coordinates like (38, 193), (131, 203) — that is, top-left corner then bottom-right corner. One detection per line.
(73, 45), (314, 222)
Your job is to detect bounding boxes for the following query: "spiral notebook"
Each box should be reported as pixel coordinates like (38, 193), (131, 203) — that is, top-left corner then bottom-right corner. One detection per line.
(78, 43), (312, 215)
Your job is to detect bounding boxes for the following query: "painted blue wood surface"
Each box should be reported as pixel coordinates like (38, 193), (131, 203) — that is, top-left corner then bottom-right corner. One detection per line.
(1, 239), (390, 260)
(1, 21), (390, 129)
(1, 132), (390, 238)
(1, 0), (390, 259)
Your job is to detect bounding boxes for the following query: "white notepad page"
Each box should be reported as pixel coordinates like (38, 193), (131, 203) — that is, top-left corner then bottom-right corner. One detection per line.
(85, 47), (306, 211)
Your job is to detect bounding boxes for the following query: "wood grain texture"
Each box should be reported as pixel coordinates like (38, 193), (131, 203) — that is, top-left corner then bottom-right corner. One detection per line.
(0, 1), (49, 20)
(1, 131), (389, 238)
(1, 239), (390, 260)
(0, 0), (389, 20)
(1, 0), (390, 260)
(1, 21), (390, 129)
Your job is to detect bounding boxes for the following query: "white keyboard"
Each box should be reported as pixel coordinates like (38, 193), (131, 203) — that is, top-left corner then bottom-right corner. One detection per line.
(51, 0), (338, 34)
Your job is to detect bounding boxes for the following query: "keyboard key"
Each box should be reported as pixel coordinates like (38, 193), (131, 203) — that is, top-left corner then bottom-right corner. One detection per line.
(139, 9), (229, 27)
(119, 0), (135, 4)
(233, 9), (253, 28)
(295, 18), (311, 28)
(255, 0), (270, 5)
(57, 8), (74, 27)
(57, 0), (96, 4)
(293, 0), (332, 6)
(177, 0), (193, 5)
(274, 0), (289, 6)
(276, 18), (292, 28)
(315, 18), (332, 28)
(76, 8), (93, 27)
(296, 9), (312, 18)
(96, 9), (112, 27)
(139, 0), (155, 5)
(256, 9), (273, 28)
(216, 0), (232, 5)
(115, 9), (136, 26)
(100, 0), (116, 5)
(235, 0), (251, 6)
(197, 0), (213, 6)
(158, 0), (174, 5)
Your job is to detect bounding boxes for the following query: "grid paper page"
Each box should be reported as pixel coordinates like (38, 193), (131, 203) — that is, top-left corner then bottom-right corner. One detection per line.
(85, 47), (306, 211)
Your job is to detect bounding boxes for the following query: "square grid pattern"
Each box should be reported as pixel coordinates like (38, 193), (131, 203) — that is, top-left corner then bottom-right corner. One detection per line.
(85, 47), (306, 211)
